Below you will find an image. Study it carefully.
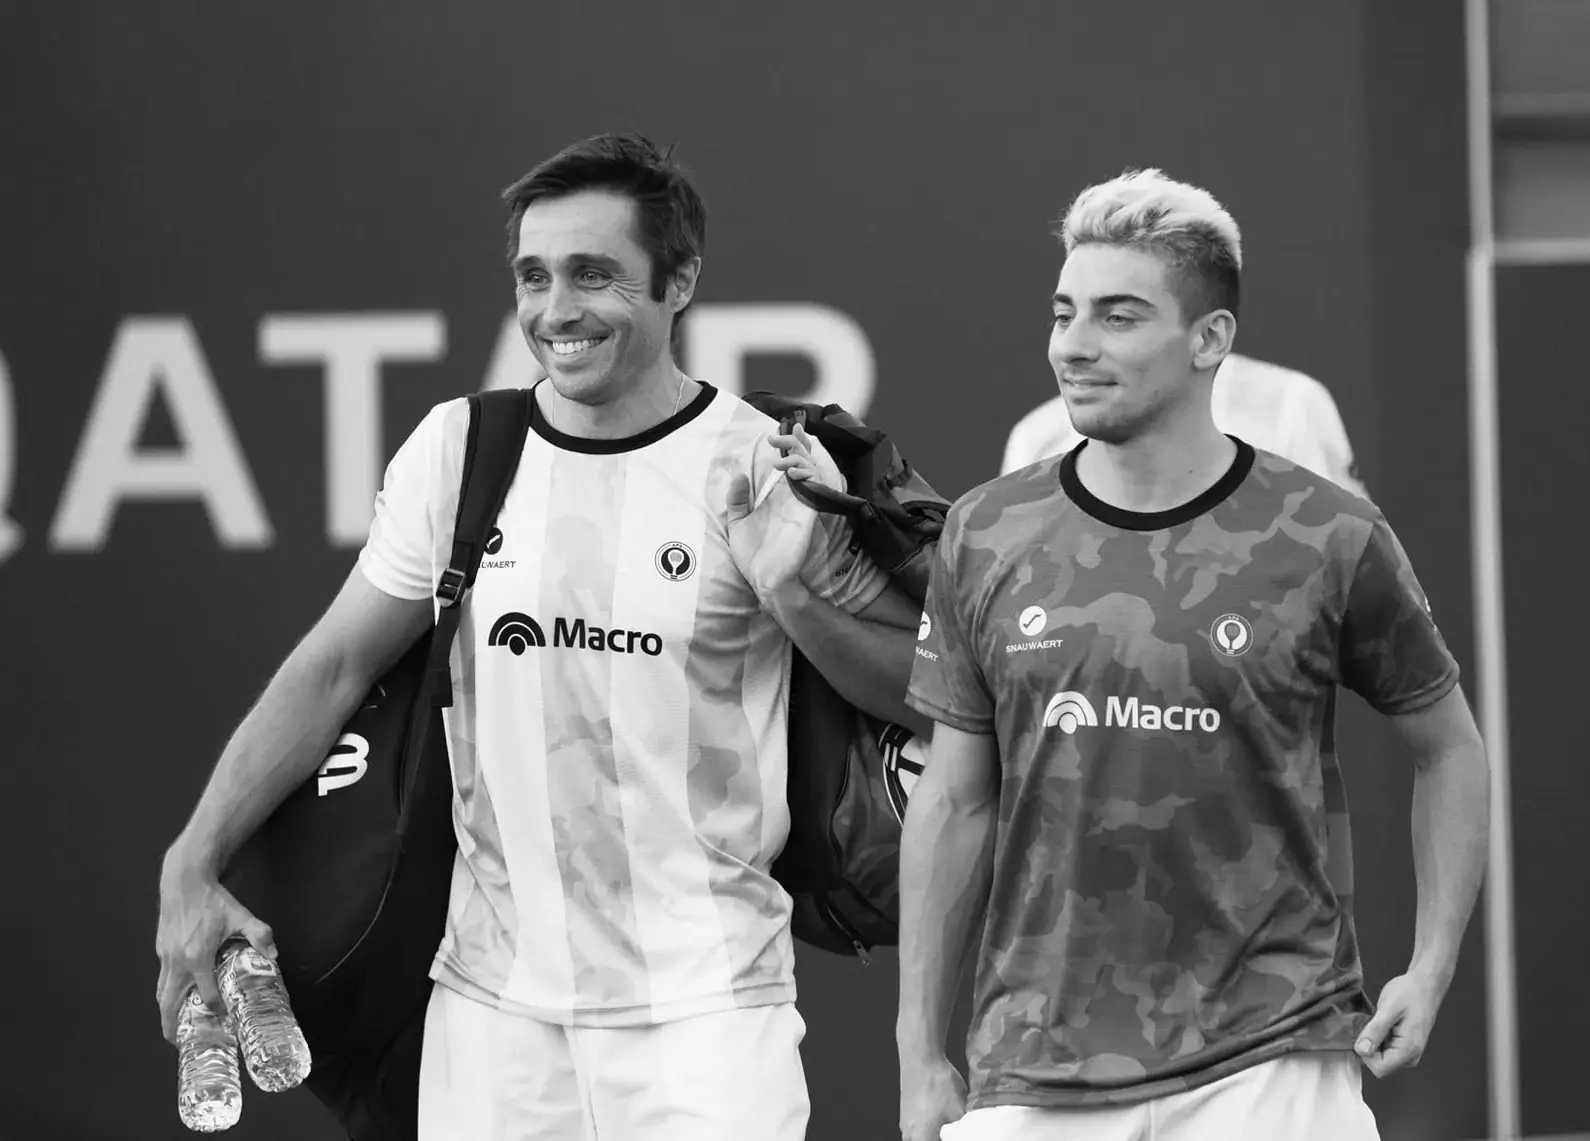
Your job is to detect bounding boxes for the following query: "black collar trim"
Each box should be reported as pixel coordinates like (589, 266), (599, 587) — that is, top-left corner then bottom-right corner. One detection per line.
(530, 380), (716, 454)
(1059, 436), (1256, 531)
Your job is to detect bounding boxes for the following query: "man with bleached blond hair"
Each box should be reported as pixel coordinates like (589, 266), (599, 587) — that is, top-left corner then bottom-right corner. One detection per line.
(896, 168), (1488, 1141)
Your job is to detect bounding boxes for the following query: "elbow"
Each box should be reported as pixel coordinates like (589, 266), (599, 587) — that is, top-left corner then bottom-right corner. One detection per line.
(287, 635), (380, 716)
(834, 663), (925, 734)
(1410, 732), (1490, 779)
(898, 706), (936, 741)
(906, 779), (998, 840)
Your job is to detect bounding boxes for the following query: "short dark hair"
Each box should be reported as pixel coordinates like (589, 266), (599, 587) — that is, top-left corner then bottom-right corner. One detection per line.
(1148, 239), (1240, 325)
(501, 134), (707, 331)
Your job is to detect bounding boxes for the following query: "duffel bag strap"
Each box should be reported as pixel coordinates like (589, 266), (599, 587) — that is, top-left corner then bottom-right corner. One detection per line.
(426, 389), (534, 707)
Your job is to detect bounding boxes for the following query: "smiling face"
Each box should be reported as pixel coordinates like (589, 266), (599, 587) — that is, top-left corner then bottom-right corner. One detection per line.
(511, 189), (696, 406)
(1048, 243), (1228, 445)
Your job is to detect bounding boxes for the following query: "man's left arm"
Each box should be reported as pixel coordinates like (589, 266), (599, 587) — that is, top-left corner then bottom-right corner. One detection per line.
(765, 581), (934, 738)
(727, 421), (934, 738)
(1340, 515), (1490, 1077)
(1355, 685), (1489, 1076)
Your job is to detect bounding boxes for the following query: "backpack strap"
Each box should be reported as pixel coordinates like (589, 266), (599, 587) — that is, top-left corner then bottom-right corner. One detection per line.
(425, 389), (534, 707)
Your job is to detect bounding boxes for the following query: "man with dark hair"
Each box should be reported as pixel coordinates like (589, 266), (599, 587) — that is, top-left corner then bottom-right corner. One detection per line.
(501, 134), (707, 336)
(156, 132), (927, 1139)
(896, 169), (1489, 1140)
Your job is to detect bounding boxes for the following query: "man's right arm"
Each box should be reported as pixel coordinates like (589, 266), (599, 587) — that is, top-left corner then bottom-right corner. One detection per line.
(897, 721), (1000, 1140)
(162, 570), (432, 880)
(154, 569), (431, 1040)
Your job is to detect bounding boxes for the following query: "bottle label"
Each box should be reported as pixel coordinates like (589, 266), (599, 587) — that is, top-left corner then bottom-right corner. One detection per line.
(224, 943), (279, 978)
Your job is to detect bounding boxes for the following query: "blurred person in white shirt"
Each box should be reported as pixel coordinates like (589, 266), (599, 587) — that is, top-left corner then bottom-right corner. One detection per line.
(1001, 352), (1368, 498)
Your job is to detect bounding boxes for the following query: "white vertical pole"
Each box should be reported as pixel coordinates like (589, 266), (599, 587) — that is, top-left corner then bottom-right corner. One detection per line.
(1464, 0), (1520, 1137)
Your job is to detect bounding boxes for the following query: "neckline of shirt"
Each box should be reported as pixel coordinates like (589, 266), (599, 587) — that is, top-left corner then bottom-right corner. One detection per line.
(1058, 435), (1256, 531)
(528, 379), (718, 455)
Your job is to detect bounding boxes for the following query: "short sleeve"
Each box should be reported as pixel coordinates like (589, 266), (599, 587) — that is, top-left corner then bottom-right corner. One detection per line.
(356, 400), (463, 601)
(771, 437), (887, 614)
(906, 504), (996, 733)
(1338, 515), (1460, 714)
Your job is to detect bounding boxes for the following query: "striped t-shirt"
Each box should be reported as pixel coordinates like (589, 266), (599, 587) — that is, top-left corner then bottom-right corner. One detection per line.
(358, 382), (884, 1026)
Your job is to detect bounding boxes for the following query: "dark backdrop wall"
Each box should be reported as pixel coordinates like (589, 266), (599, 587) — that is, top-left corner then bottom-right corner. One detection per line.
(0, 3), (1487, 1139)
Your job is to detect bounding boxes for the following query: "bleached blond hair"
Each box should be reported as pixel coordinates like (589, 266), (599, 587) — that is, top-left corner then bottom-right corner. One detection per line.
(1055, 168), (1243, 320)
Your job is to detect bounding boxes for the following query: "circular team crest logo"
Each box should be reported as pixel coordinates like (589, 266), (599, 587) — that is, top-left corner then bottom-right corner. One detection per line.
(1211, 613), (1254, 656)
(655, 541), (696, 581)
(1018, 605), (1048, 637)
(879, 723), (925, 826)
(918, 612), (932, 641)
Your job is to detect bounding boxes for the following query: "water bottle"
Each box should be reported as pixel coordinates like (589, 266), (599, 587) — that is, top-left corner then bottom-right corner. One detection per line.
(176, 989), (242, 1132)
(216, 938), (312, 1092)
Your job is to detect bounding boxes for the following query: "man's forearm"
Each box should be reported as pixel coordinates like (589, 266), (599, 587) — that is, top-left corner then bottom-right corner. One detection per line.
(1409, 739), (1490, 985)
(766, 585), (930, 735)
(164, 647), (373, 881)
(897, 776), (996, 1062)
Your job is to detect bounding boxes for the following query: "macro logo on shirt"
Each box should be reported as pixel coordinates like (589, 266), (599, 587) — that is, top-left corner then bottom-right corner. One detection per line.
(488, 612), (546, 655)
(1041, 691), (1098, 734)
(488, 611), (663, 657)
(480, 527), (515, 570)
(1007, 604), (1064, 655)
(1042, 689), (1223, 735)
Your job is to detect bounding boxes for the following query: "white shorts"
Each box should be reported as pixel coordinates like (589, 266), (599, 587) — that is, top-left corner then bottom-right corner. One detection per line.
(417, 983), (809, 1141)
(942, 1054), (1380, 1141)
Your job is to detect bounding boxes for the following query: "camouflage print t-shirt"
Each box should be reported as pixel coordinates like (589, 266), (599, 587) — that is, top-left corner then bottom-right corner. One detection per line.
(906, 437), (1459, 1109)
